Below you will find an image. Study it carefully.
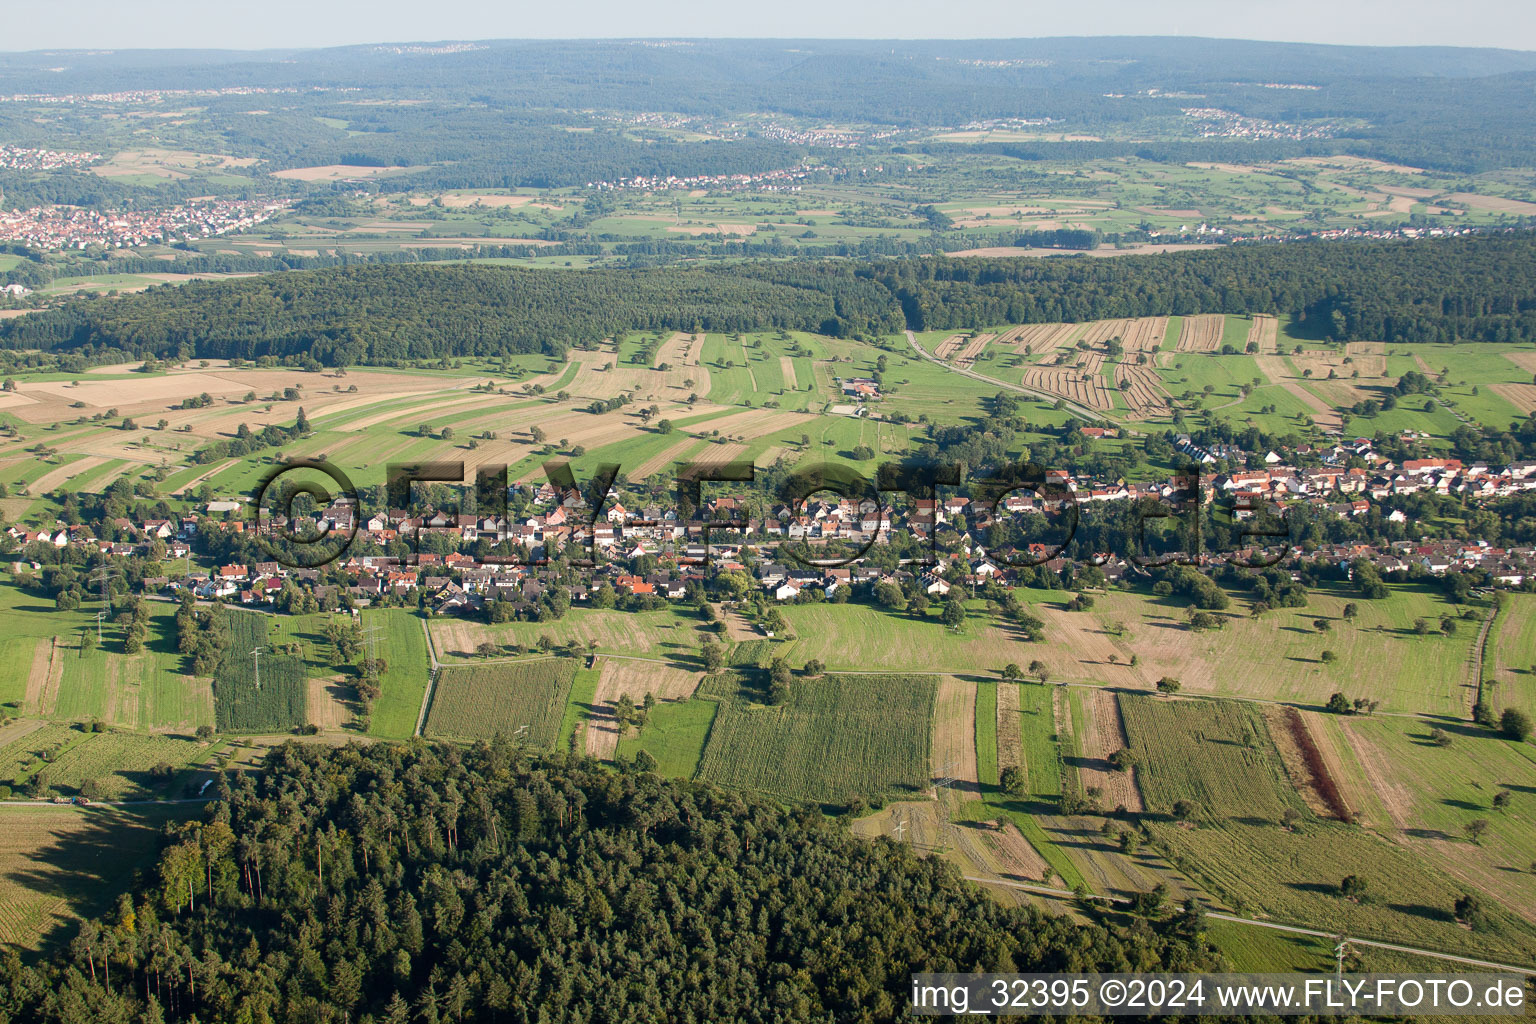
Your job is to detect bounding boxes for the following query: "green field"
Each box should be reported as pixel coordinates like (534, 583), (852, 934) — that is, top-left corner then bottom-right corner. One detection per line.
(424, 658), (580, 747)
(1119, 694), (1536, 962)
(693, 671), (936, 805)
(614, 698), (718, 778)
(362, 609), (432, 740)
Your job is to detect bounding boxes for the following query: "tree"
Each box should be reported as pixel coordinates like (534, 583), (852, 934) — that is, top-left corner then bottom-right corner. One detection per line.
(941, 598), (966, 631)
(475, 641), (497, 659)
(1000, 765), (1027, 797)
(1492, 789), (1512, 810)
(1325, 693), (1352, 714)
(803, 659), (825, 677)
(1320, 650), (1337, 664)
(1030, 660), (1051, 685)
(1109, 748), (1137, 772)
(1171, 799), (1194, 821)
(1454, 892), (1488, 929)
(1501, 708), (1532, 742)
(1342, 602), (1359, 620)
(1156, 677), (1181, 695)
(1339, 875), (1369, 902)
(1463, 818), (1490, 844)
(1429, 727), (1453, 747)
(1001, 663), (1022, 682)
(701, 641), (725, 673)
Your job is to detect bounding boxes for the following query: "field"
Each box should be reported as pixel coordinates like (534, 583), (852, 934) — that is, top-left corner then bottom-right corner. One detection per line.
(1329, 715), (1536, 923)
(692, 672), (937, 805)
(424, 658), (580, 748)
(1119, 694), (1536, 962)
(583, 658), (701, 758)
(1486, 594), (1536, 719)
(210, 611), (307, 733)
(614, 698), (717, 778)
(35, 731), (211, 800)
(0, 805), (196, 956)
(361, 609), (433, 740)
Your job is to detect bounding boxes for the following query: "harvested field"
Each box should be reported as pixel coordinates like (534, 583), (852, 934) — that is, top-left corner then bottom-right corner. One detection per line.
(995, 683), (1021, 773)
(1175, 314), (1224, 352)
(584, 659), (701, 759)
(627, 436), (706, 481)
(1076, 689), (1144, 812)
(1264, 705), (1350, 821)
(934, 334), (967, 360)
(30, 456), (109, 495)
(931, 676), (980, 788)
(1021, 349), (1114, 410)
(305, 676), (354, 732)
(1447, 192), (1536, 216)
(951, 333), (996, 369)
(997, 323), (1084, 357)
(1246, 315), (1279, 353)
(1253, 354), (1343, 430)
(778, 356), (799, 391)
(1506, 350), (1536, 375)
(1490, 382), (1536, 415)
(23, 638), (62, 717)
(1116, 362), (1173, 418)
(655, 331), (704, 368)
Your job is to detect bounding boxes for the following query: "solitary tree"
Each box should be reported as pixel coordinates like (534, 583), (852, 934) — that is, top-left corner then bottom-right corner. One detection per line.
(1156, 677), (1181, 695)
(1001, 663), (1023, 682)
(1339, 875), (1369, 903)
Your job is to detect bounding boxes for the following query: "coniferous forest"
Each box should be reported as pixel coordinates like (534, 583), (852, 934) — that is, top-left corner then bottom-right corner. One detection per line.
(0, 741), (1214, 1023)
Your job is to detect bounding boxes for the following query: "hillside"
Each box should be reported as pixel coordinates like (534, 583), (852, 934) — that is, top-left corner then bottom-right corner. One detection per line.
(0, 741), (1216, 1022)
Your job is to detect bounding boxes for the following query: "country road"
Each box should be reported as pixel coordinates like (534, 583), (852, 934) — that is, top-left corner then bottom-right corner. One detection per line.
(414, 617), (441, 737)
(963, 876), (1536, 974)
(903, 329), (1109, 423)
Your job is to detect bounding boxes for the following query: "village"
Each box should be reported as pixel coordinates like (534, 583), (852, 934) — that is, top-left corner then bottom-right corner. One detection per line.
(0, 196), (292, 251)
(11, 433), (1536, 620)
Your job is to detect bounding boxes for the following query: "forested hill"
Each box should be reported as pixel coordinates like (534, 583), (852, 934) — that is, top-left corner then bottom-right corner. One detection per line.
(0, 263), (906, 365)
(5, 233), (1536, 366)
(0, 742), (1214, 1022)
(877, 233), (1536, 344)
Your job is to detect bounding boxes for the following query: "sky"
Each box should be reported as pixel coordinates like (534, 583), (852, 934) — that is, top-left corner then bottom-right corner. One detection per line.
(8, 0), (1536, 52)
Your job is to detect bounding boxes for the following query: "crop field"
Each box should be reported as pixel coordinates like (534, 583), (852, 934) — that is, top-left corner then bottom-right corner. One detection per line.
(430, 605), (709, 662)
(1244, 314), (1279, 353)
(0, 805), (195, 955)
(1119, 694), (1536, 961)
(211, 611), (307, 733)
(1021, 347), (1114, 410)
(424, 658), (580, 748)
(361, 609), (432, 740)
(1175, 314), (1225, 352)
(38, 731), (209, 800)
(693, 672), (937, 805)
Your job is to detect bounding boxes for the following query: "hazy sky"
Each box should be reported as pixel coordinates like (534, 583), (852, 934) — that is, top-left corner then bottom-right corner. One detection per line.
(9, 0), (1536, 52)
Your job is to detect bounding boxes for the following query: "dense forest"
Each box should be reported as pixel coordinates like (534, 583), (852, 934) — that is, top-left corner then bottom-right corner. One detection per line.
(6, 233), (1536, 365)
(0, 741), (1216, 1022)
(876, 233), (1536, 344)
(0, 263), (905, 364)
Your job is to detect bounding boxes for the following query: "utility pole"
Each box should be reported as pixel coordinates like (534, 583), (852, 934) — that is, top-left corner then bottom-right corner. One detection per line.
(1334, 934), (1349, 979)
(251, 647), (263, 691)
(95, 610), (106, 644)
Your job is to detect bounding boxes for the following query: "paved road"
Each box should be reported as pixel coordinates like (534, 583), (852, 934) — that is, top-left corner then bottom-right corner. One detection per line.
(903, 330), (1109, 423)
(963, 876), (1536, 974)
(414, 618), (441, 737)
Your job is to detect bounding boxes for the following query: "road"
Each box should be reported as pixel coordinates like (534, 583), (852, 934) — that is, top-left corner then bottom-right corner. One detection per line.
(902, 329), (1109, 424)
(963, 876), (1536, 974)
(414, 617), (441, 737)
